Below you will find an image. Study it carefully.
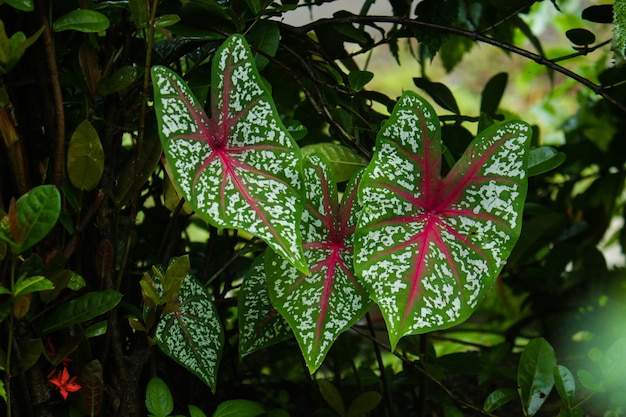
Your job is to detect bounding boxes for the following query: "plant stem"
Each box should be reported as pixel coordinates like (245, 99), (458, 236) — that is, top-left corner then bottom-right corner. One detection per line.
(365, 313), (394, 417)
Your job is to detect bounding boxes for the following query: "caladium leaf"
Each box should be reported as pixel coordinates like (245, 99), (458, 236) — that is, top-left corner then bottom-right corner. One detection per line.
(266, 155), (370, 372)
(355, 91), (530, 349)
(151, 264), (224, 391)
(151, 34), (307, 274)
(238, 253), (292, 358)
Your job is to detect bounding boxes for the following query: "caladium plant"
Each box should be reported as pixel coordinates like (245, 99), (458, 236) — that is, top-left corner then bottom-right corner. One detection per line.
(265, 154), (371, 372)
(355, 91), (531, 349)
(151, 34), (307, 274)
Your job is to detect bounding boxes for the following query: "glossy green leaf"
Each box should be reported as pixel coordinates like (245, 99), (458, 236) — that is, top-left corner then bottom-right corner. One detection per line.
(483, 388), (517, 412)
(518, 338), (556, 416)
(67, 120), (105, 191)
(413, 77), (460, 114)
(13, 275), (54, 297)
(154, 14), (181, 29)
(213, 399), (264, 417)
(129, 0), (149, 28)
(355, 92), (530, 348)
(348, 70), (374, 92)
(301, 143), (368, 183)
(347, 391), (382, 417)
(53, 9), (110, 33)
(152, 35), (307, 274)
(247, 21), (280, 71)
(527, 146), (566, 176)
(554, 365), (576, 408)
(0, 184), (61, 254)
(266, 156), (370, 372)
(317, 380), (345, 417)
(41, 289), (122, 335)
(152, 265), (224, 391)
(480, 72), (508, 116)
(238, 254), (292, 358)
(5, 0), (33, 11)
(145, 377), (174, 417)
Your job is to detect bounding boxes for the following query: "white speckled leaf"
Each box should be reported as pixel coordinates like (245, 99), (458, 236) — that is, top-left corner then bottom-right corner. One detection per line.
(153, 266), (223, 391)
(266, 155), (371, 372)
(151, 34), (307, 274)
(238, 253), (292, 358)
(355, 91), (530, 349)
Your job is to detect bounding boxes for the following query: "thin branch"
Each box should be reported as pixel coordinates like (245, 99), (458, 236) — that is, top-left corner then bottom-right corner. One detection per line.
(290, 15), (626, 114)
(38, 1), (65, 189)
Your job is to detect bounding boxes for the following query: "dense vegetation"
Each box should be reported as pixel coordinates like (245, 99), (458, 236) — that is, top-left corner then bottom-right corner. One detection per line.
(1, 1), (625, 416)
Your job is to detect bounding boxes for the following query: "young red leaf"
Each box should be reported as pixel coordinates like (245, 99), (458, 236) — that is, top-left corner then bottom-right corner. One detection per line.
(151, 34), (307, 274)
(266, 155), (370, 372)
(355, 91), (530, 349)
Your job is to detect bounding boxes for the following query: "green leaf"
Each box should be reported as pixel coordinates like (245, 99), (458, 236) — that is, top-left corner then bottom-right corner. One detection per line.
(413, 77), (460, 114)
(53, 9), (110, 33)
(527, 146), (566, 176)
(153, 266), (224, 391)
(145, 377), (174, 417)
(189, 405), (208, 417)
(162, 255), (190, 305)
(301, 143), (368, 183)
(151, 35), (308, 274)
(518, 338), (557, 416)
(348, 70), (374, 92)
(346, 391), (382, 417)
(317, 380), (345, 417)
(554, 365), (576, 408)
(483, 388), (517, 412)
(577, 369), (606, 392)
(238, 254), (292, 358)
(266, 156), (370, 372)
(213, 399), (264, 417)
(480, 73), (508, 116)
(5, 0), (33, 11)
(67, 120), (105, 191)
(605, 337), (626, 382)
(247, 21), (280, 71)
(41, 289), (122, 335)
(97, 65), (139, 96)
(354, 92), (530, 348)
(154, 14), (181, 29)
(0, 184), (61, 254)
(13, 275), (54, 297)
(129, 0), (149, 28)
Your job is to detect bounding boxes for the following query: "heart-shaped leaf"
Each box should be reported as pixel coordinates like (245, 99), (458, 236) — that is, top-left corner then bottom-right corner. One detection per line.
(238, 253), (292, 358)
(266, 155), (370, 372)
(355, 91), (530, 348)
(152, 264), (224, 391)
(152, 34), (307, 274)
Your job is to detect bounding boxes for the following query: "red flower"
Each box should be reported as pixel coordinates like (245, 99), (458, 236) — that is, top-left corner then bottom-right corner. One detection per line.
(49, 366), (82, 400)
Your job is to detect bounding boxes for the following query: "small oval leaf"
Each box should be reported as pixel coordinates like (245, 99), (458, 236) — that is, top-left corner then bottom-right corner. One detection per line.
(53, 9), (110, 33)
(483, 388), (517, 412)
(527, 146), (566, 176)
(348, 70), (374, 92)
(566, 28), (596, 46)
(67, 120), (105, 191)
(413, 77), (460, 114)
(554, 365), (576, 407)
(145, 377), (174, 417)
(213, 399), (264, 417)
(480, 72), (508, 116)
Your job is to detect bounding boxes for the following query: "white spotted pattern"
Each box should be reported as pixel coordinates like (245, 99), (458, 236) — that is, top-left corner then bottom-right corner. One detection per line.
(355, 91), (531, 349)
(266, 155), (370, 372)
(151, 34), (307, 274)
